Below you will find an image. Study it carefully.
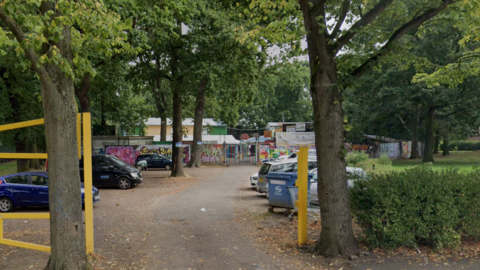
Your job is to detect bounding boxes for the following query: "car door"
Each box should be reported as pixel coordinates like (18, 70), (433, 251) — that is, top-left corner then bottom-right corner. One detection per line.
(92, 156), (112, 186)
(5, 175), (32, 206)
(152, 155), (164, 168)
(93, 156), (117, 186)
(29, 174), (49, 206)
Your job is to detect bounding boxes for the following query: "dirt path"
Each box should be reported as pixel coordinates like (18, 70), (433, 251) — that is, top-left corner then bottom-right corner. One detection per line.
(1, 166), (479, 270)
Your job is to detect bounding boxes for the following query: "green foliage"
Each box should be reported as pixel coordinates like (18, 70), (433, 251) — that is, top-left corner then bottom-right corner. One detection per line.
(376, 154), (392, 166)
(351, 167), (480, 249)
(442, 141), (480, 151)
(345, 151), (369, 166)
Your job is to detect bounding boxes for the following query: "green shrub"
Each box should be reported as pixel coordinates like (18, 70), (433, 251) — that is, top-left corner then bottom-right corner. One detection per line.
(376, 154), (392, 166)
(346, 151), (369, 166)
(350, 167), (480, 249)
(441, 141), (480, 151)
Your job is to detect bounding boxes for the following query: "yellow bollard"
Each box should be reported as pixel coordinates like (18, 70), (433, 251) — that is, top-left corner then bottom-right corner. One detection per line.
(82, 113), (94, 254)
(296, 147), (308, 245)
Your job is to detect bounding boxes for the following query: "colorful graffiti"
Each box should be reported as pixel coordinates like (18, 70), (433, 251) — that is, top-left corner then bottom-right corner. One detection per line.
(135, 145), (190, 164)
(259, 146), (300, 160)
(105, 146), (136, 164)
(201, 144), (223, 163)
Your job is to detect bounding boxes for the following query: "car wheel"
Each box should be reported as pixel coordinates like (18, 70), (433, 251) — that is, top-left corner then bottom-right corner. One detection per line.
(165, 164), (171, 170)
(0, 197), (13, 212)
(117, 177), (131, 189)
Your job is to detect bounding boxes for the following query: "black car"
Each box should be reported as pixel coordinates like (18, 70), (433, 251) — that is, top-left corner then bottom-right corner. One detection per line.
(135, 154), (172, 170)
(80, 155), (142, 189)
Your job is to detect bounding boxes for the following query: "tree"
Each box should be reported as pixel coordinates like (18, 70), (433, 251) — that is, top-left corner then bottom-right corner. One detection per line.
(0, 50), (44, 172)
(0, 1), (131, 268)
(295, 0), (466, 256)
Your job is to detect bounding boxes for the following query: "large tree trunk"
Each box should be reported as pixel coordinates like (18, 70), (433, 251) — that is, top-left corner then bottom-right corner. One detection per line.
(442, 135), (450, 156)
(300, 1), (358, 257)
(15, 137), (29, 173)
(171, 89), (185, 177)
(422, 106), (435, 163)
(187, 79), (207, 168)
(433, 129), (440, 154)
(410, 110), (420, 159)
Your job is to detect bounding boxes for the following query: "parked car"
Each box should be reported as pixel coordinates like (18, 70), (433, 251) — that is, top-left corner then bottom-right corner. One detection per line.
(256, 159), (317, 197)
(0, 172), (100, 212)
(135, 154), (173, 170)
(250, 172), (258, 187)
(80, 154), (142, 189)
(309, 167), (367, 192)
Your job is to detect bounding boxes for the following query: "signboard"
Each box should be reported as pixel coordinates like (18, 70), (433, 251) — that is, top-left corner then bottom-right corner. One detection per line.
(276, 132), (315, 147)
(296, 123), (306, 132)
(286, 126), (296, 132)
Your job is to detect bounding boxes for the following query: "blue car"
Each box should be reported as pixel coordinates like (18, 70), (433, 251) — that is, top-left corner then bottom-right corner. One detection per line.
(0, 172), (100, 212)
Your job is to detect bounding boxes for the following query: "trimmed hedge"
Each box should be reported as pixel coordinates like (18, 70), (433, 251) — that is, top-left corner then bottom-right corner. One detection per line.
(442, 141), (480, 151)
(350, 167), (480, 249)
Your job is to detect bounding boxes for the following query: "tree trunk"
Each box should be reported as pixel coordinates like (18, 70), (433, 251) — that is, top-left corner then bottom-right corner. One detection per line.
(187, 79), (207, 168)
(15, 137), (29, 173)
(433, 129), (440, 154)
(171, 89), (185, 177)
(422, 106), (435, 163)
(75, 74), (91, 113)
(300, 1), (358, 257)
(410, 110), (420, 159)
(442, 135), (450, 156)
(100, 95), (108, 135)
(161, 116), (167, 142)
(29, 140), (40, 170)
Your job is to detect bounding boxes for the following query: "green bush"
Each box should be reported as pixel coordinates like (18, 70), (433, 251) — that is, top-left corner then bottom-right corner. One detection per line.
(346, 151), (369, 166)
(350, 167), (480, 249)
(441, 141), (480, 151)
(376, 154), (392, 166)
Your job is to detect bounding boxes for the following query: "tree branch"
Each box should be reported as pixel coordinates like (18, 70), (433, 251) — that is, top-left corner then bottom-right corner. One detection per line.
(328, 0), (351, 39)
(334, 0), (394, 52)
(350, 0), (457, 78)
(0, 8), (43, 74)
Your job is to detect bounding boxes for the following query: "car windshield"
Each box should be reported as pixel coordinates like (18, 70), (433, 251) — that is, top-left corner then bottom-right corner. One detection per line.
(259, 164), (271, 175)
(108, 155), (129, 167)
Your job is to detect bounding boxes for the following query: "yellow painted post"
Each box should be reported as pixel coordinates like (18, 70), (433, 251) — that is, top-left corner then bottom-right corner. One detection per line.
(77, 113), (82, 159)
(0, 218), (3, 239)
(296, 146), (308, 244)
(82, 113), (94, 254)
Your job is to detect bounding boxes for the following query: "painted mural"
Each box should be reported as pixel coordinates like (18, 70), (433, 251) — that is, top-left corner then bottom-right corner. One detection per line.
(201, 144), (223, 163)
(135, 145), (191, 164)
(259, 146), (300, 160)
(105, 146), (136, 164)
(379, 143), (401, 159)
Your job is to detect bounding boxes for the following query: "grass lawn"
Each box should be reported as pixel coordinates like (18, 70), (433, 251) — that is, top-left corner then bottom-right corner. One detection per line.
(0, 161), (19, 175)
(356, 150), (480, 174)
(0, 161), (45, 176)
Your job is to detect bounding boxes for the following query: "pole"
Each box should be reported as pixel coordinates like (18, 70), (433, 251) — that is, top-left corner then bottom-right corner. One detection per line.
(296, 146), (308, 245)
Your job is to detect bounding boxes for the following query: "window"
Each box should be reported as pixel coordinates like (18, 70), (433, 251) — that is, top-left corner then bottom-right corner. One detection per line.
(308, 162), (317, 170)
(141, 155), (151, 160)
(259, 164), (271, 175)
(6, 175), (29, 185)
(32, 175), (48, 186)
(97, 157), (111, 167)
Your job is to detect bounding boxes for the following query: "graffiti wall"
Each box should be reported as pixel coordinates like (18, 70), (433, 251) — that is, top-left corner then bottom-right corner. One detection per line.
(135, 145), (191, 164)
(105, 146), (136, 164)
(259, 146), (301, 160)
(201, 144), (223, 163)
(379, 143), (401, 159)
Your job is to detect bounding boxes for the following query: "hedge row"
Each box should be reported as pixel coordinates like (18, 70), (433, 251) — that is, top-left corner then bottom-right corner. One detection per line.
(441, 141), (480, 151)
(350, 167), (480, 249)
